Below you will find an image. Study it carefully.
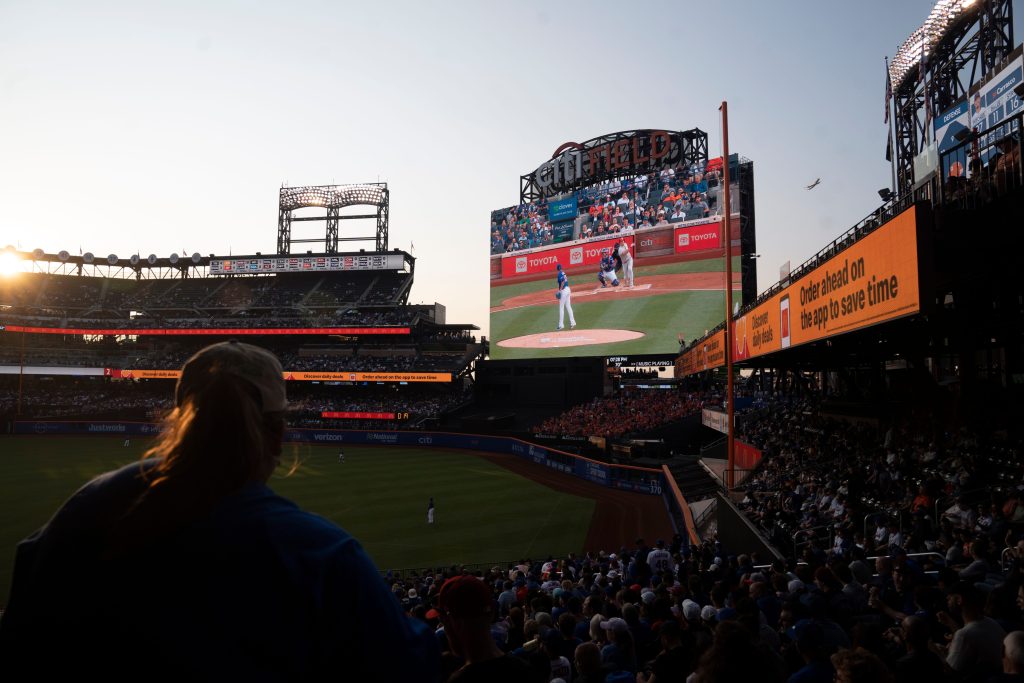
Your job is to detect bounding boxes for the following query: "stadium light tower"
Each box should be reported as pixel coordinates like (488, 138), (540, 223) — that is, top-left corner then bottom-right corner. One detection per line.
(888, 0), (1014, 193)
(277, 183), (389, 254)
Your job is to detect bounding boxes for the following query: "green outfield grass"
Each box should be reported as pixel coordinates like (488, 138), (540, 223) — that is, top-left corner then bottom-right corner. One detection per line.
(0, 438), (596, 605)
(491, 258), (742, 359)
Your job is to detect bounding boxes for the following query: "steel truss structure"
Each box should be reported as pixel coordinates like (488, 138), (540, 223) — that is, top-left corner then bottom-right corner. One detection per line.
(277, 183), (389, 254)
(519, 129), (708, 204)
(891, 0), (1014, 194)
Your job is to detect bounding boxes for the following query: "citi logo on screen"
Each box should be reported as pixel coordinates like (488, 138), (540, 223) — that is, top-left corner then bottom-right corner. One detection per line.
(570, 247), (583, 264)
(515, 256), (527, 273)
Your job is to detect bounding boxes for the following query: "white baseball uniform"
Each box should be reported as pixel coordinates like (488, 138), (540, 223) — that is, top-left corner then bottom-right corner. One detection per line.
(617, 241), (634, 287)
(557, 269), (576, 330)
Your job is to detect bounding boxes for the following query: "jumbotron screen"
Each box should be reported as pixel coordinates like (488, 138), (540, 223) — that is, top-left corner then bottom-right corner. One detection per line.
(489, 161), (743, 359)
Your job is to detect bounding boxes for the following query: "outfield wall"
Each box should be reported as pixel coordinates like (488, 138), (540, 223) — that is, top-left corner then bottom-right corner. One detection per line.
(10, 421), (666, 496)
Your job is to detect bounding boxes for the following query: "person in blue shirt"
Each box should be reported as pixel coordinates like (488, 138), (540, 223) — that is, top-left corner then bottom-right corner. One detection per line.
(0, 341), (438, 681)
(556, 264), (576, 330)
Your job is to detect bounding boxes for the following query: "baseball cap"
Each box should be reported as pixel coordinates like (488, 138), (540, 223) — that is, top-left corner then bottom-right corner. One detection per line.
(641, 591), (657, 605)
(556, 263), (562, 270)
(176, 341), (287, 413)
(600, 617), (629, 633)
(681, 599), (701, 621)
(700, 605), (717, 622)
(438, 575), (492, 619)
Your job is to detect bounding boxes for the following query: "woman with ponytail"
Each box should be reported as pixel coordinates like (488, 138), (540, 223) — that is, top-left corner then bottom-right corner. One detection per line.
(1, 341), (438, 681)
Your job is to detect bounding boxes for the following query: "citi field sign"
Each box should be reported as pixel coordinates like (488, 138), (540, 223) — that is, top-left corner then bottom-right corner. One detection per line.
(525, 129), (704, 197)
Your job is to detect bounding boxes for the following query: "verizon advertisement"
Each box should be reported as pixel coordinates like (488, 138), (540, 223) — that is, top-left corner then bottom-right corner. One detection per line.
(674, 220), (722, 254)
(499, 235), (633, 278)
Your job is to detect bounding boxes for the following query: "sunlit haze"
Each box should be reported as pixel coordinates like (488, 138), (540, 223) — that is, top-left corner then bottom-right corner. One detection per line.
(2, 1), (1020, 337)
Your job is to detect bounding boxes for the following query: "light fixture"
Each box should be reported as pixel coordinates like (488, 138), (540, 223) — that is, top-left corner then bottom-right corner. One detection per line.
(878, 188), (894, 201)
(953, 128), (977, 142)
(890, 1), (981, 87)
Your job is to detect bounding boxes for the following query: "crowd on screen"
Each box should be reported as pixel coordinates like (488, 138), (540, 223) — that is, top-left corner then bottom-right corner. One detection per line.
(537, 389), (703, 438)
(377, 527), (1024, 682)
(490, 161), (724, 255)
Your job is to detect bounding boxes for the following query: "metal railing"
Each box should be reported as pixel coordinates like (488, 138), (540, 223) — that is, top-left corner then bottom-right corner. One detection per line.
(939, 110), (1023, 209)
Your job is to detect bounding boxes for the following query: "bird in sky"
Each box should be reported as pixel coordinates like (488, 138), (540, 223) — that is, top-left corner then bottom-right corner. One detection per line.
(805, 178), (821, 190)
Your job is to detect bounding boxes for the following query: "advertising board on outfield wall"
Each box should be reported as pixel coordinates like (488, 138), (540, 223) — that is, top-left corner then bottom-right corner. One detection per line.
(13, 422), (667, 496)
(285, 371), (451, 383)
(102, 369), (451, 383)
(676, 205), (921, 376)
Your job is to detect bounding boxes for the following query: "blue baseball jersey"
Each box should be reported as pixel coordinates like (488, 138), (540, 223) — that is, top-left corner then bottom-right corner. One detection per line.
(600, 255), (616, 271)
(557, 271), (568, 290)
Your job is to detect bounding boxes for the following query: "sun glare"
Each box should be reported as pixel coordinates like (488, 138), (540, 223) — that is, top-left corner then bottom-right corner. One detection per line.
(0, 251), (22, 277)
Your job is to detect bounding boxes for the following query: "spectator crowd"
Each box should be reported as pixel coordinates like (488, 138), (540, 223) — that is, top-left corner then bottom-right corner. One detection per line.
(381, 529), (1024, 682)
(537, 389), (703, 438)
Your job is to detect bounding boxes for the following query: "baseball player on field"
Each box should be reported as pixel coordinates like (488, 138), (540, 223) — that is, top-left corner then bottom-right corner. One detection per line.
(555, 263), (576, 330)
(616, 238), (635, 287)
(597, 248), (620, 288)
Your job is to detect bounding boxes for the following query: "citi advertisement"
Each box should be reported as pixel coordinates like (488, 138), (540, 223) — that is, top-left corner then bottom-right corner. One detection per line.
(679, 206), (921, 376)
(499, 235), (632, 278)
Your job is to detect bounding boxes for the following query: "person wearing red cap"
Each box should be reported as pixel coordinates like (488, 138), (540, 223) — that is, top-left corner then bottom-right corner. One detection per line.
(438, 575), (542, 682)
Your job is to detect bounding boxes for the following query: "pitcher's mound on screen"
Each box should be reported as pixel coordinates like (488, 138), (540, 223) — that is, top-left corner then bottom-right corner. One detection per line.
(498, 329), (644, 349)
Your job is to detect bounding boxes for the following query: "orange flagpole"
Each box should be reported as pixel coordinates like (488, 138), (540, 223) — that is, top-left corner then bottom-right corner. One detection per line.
(720, 101), (735, 490)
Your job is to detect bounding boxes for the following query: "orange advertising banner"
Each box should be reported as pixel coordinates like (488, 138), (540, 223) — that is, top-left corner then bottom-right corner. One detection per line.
(283, 371), (452, 383)
(677, 206), (921, 376)
(674, 328), (726, 377)
(105, 369), (452, 383)
(106, 369), (182, 379)
(733, 205), (919, 361)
